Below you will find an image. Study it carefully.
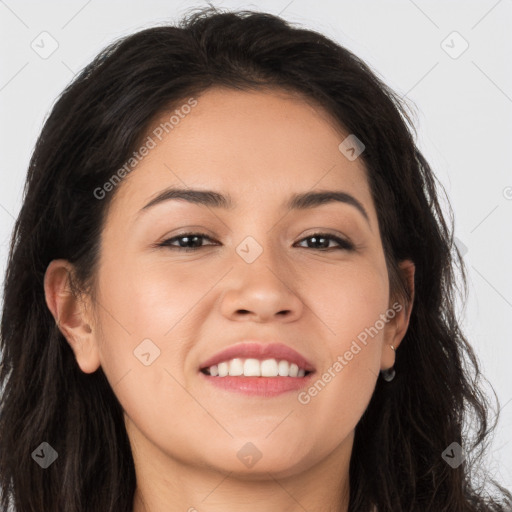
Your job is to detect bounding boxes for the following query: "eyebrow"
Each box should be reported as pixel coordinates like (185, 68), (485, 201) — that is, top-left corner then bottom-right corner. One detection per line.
(139, 187), (370, 225)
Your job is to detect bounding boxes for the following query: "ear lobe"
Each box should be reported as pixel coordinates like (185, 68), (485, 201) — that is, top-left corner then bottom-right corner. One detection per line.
(44, 259), (101, 374)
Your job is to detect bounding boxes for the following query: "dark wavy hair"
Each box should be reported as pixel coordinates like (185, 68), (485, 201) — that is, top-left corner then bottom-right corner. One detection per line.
(0, 6), (510, 512)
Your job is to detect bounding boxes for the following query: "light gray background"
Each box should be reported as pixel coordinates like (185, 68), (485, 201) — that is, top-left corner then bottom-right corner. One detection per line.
(1, 0), (511, 492)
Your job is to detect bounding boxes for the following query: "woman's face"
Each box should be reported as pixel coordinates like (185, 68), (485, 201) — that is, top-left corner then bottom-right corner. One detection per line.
(67, 87), (413, 478)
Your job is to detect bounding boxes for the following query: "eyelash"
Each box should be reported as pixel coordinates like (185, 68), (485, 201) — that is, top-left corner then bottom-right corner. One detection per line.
(157, 232), (355, 252)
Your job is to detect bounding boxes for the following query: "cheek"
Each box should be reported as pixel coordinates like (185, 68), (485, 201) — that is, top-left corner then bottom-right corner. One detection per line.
(96, 250), (212, 338)
(92, 256), (199, 439)
(93, 252), (218, 388)
(296, 261), (388, 423)
(303, 259), (390, 348)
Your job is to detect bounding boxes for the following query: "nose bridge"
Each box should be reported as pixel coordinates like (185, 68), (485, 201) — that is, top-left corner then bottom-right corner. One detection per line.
(234, 227), (288, 277)
(226, 203), (299, 281)
(219, 229), (303, 321)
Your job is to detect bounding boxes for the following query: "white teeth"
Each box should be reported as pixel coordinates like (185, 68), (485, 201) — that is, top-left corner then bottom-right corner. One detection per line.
(289, 363), (299, 377)
(261, 359), (278, 377)
(244, 358), (260, 376)
(278, 360), (289, 376)
(203, 357), (310, 378)
(218, 362), (229, 377)
(228, 358), (244, 376)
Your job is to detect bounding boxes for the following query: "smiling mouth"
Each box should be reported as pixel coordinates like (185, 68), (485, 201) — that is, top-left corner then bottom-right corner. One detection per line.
(200, 357), (313, 378)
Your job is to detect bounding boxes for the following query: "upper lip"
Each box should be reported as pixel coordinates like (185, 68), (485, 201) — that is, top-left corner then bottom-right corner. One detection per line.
(199, 342), (316, 373)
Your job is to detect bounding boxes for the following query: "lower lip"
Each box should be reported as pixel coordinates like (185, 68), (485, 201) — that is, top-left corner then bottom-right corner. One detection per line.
(199, 372), (315, 397)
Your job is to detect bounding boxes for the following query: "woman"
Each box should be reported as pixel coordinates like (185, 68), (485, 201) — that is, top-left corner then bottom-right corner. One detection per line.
(0, 6), (510, 512)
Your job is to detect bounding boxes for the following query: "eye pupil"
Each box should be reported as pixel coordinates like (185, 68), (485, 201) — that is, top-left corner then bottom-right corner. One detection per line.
(180, 235), (202, 247)
(309, 236), (329, 249)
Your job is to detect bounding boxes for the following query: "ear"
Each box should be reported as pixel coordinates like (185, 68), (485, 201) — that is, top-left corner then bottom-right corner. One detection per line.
(43, 259), (101, 374)
(381, 259), (415, 370)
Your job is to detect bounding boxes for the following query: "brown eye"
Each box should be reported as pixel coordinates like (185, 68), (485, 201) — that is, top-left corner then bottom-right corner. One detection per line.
(158, 232), (217, 251)
(295, 233), (354, 251)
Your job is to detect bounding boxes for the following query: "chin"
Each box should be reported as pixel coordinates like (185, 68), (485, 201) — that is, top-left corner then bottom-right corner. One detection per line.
(195, 439), (314, 479)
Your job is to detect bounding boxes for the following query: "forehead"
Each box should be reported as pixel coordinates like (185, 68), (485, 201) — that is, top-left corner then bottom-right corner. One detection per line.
(107, 86), (373, 222)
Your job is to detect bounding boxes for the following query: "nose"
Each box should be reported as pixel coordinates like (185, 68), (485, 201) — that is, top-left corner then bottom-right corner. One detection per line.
(219, 242), (304, 323)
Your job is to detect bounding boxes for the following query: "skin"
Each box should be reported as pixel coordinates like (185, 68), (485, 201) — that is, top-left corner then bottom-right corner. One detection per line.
(44, 87), (415, 512)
